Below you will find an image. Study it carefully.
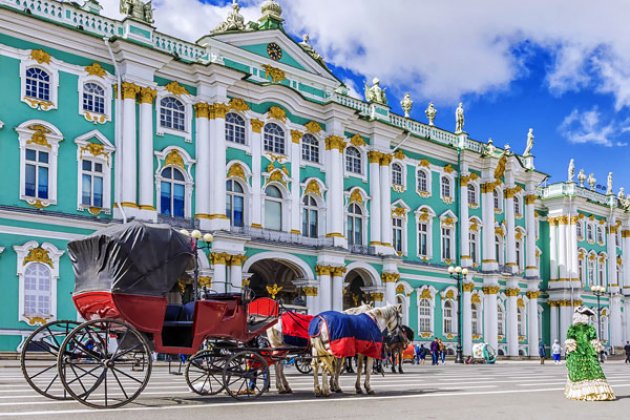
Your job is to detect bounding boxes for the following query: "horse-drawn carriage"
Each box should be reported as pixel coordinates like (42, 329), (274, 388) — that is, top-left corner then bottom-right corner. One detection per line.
(20, 222), (281, 408)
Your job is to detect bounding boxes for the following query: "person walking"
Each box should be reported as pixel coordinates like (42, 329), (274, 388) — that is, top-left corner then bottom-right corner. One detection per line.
(438, 338), (446, 365)
(539, 340), (546, 365)
(624, 341), (630, 364)
(430, 338), (439, 366)
(419, 344), (427, 365)
(552, 339), (562, 364)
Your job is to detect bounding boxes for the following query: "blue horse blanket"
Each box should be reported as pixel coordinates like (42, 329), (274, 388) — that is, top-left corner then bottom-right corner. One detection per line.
(308, 312), (383, 359)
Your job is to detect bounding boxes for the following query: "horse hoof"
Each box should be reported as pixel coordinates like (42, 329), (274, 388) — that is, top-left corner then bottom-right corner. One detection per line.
(335, 388), (343, 394)
(399, 371), (404, 374)
(356, 388), (363, 394)
(367, 390), (375, 395)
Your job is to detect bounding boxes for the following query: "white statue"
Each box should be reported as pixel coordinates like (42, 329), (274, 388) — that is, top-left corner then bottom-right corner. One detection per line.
(425, 102), (437, 126)
(298, 34), (327, 68)
(567, 159), (575, 182)
(455, 102), (465, 133)
(587, 173), (596, 190)
(364, 78), (387, 105)
(120, 0), (154, 24)
(577, 169), (586, 187)
(401, 94), (413, 118)
(212, 0), (247, 33)
(484, 138), (495, 155)
(618, 187), (625, 202)
(523, 128), (534, 156)
(607, 172), (613, 195)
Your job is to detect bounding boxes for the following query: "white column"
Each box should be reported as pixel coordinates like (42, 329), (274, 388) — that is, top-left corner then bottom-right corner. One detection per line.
(324, 136), (346, 247)
(610, 294), (623, 347)
(212, 253), (227, 294)
(550, 302), (559, 346)
(290, 130), (302, 235)
(380, 154), (393, 250)
(624, 298), (630, 344)
(120, 82), (140, 207)
(331, 267), (345, 312)
(481, 183), (497, 271)
(208, 104), (229, 230)
(608, 225), (617, 287)
(506, 288), (519, 356)
(505, 188), (517, 273)
(138, 87), (156, 214)
(304, 287), (319, 315)
(559, 303), (570, 352)
(193, 103), (211, 222)
(460, 176), (470, 267)
(558, 218), (567, 280)
(524, 192), (539, 278)
(568, 216), (578, 282)
(527, 291), (540, 356)
(549, 219), (558, 280)
(368, 152), (382, 246)
(623, 228), (630, 292)
(229, 255), (244, 292)
(483, 285), (498, 351)
(250, 120), (263, 228)
(317, 266), (332, 312)
(382, 272), (398, 305)
(462, 282), (473, 356)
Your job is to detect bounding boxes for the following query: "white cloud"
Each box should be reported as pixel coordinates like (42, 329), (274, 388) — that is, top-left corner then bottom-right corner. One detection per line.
(97, 1), (630, 111)
(559, 107), (628, 147)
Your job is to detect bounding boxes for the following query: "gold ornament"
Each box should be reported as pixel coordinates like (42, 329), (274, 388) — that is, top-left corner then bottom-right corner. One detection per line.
(419, 288), (432, 299)
(419, 159), (430, 168)
(393, 149), (405, 160)
(444, 164), (454, 174)
(198, 276), (212, 288)
(80, 143), (110, 165)
(138, 87), (157, 104)
(210, 103), (228, 119)
(349, 189), (363, 204)
(251, 119), (264, 133)
(227, 163), (247, 181)
(164, 150), (185, 169)
(31, 49), (51, 64)
(23, 247), (54, 268)
(194, 102), (210, 119)
(290, 130), (302, 144)
(267, 106), (287, 123)
(164, 81), (189, 96)
(228, 97), (250, 112)
(266, 283), (283, 299)
(26, 124), (52, 148)
(305, 179), (322, 197)
(121, 82), (141, 100)
(463, 283), (475, 292)
(350, 134), (366, 147)
(382, 272), (400, 283)
(325, 135), (346, 152)
(392, 207), (407, 217)
(304, 121), (322, 134)
(85, 63), (106, 78)
(262, 64), (286, 83)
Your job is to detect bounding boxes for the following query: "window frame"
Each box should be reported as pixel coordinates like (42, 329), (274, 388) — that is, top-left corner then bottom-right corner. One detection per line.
(225, 112), (247, 146)
(301, 133), (320, 164)
(418, 298), (433, 334)
(20, 54), (59, 111)
(344, 146), (363, 176)
(226, 179), (246, 228)
(263, 123), (286, 155)
(75, 131), (114, 214)
(391, 162), (405, 190)
(346, 202), (365, 246)
(302, 195), (320, 238)
(264, 184), (284, 231)
(154, 147), (195, 219)
(493, 187), (503, 212)
(78, 74), (113, 123)
(416, 168), (431, 195)
(440, 175), (453, 203)
(467, 183), (478, 207)
(156, 91), (192, 142)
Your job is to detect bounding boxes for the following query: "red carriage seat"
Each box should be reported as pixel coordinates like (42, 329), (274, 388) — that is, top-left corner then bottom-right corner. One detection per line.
(248, 297), (279, 318)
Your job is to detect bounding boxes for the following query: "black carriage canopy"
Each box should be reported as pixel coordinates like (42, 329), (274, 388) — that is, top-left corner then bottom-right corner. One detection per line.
(68, 222), (196, 296)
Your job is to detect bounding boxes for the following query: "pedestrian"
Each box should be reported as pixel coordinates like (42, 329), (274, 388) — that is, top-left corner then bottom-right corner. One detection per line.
(414, 343), (421, 365)
(430, 338), (439, 366)
(538, 340), (546, 365)
(419, 344), (427, 365)
(624, 341), (630, 364)
(438, 338), (446, 365)
(552, 339), (562, 364)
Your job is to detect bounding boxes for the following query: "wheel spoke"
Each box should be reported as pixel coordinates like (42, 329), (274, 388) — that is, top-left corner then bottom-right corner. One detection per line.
(110, 368), (129, 400)
(110, 366), (143, 384)
(68, 363), (89, 395)
(28, 363), (56, 380)
(111, 328), (130, 359)
(43, 373), (59, 394)
(66, 364), (102, 385)
(112, 342), (142, 360)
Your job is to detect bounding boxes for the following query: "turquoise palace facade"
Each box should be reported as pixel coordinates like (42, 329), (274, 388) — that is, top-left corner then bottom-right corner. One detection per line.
(0, 0), (628, 357)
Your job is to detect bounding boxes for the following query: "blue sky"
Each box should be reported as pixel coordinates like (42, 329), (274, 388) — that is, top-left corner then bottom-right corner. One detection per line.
(102, 0), (630, 190)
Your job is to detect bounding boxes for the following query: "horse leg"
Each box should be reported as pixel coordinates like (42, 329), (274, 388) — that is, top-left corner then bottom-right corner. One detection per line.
(321, 358), (331, 397)
(312, 357), (321, 397)
(274, 360), (286, 393)
(355, 355), (364, 394)
(364, 357), (375, 395)
(332, 358), (343, 393)
(278, 360), (293, 393)
(390, 352), (397, 373)
(398, 350), (404, 374)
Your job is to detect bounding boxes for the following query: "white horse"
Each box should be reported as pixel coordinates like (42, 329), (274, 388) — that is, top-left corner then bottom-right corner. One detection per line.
(266, 303), (372, 394)
(310, 304), (402, 397)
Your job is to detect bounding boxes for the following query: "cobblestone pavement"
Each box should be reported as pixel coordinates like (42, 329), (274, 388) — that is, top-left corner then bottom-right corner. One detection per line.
(1, 360), (630, 419)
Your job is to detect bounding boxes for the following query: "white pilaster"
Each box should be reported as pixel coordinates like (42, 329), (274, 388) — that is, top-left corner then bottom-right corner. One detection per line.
(194, 103), (211, 227)
(506, 288), (519, 357)
(558, 218), (567, 280)
(527, 291), (540, 356)
(212, 257), (227, 294)
(290, 131), (302, 235)
(559, 304), (571, 352)
(481, 183), (497, 271)
(483, 283), (499, 351)
(208, 104), (229, 230)
(324, 135), (346, 247)
(549, 219), (558, 280)
(524, 190), (539, 277)
(380, 155), (393, 251)
(368, 152), (382, 246)
(568, 216), (578, 281)
(462, 282), (473, 356)
(460, 175), (470, 267)
(505, 188), (517, 273)
(550, 302), (559, 346)
(138, 87), (156, 218)
(120, 82), (140, 208)
(331, 267), (345, 312)
(229, 255), (244, 292)
(317, 267), (332, 312)
(610, 294), (623, 347)
(250, 120), (263, 228)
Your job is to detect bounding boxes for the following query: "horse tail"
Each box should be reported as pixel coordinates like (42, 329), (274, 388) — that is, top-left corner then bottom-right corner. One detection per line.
(312, 336), (335, 374)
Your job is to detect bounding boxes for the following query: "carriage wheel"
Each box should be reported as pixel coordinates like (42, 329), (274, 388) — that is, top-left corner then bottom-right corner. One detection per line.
(21, 320), (80, 400)
(222, 351), (270, 400)
(295, 356), (313, 374)
(185, 349), (230, 396)
(57, 319), (152, 409)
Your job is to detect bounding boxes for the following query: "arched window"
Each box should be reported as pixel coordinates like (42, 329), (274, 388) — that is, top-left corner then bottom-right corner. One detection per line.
(25, 67), (51, 101)
(467, 184), (477, 205)
(578, 254), (585, 285)
(302, 195), (318, 238)
(160, 167), (186, 218)
(441, 226), (453, 261)
(392, 163), (403, 187)
(226, 112), (246, 144)
(441, 176), (451, 199)
(160, 97), (186, 131)
(393, 216), (403, 252)
(471, 303), (479, 335)
(514, 196), (521, 215)
(443, 300), (454, 333)
(226, 179), (245, 227)
(345, 147), (362, 174)
(264, 185), (283, 231)
(597, 226), (604, 244)
(264, 123), (285, 154)
(417, 170), (429, 193)
(598, 257), (606, 285)
(497, 304), (505, 336)
(495, 234), (504, 265)
(418, 299), (432, 332)
(301, 133), (319, 163)
(82, 82), (105, 114)
(24, 263), (51, 317)
(347, 203), (363, 246)
(515, 238), (523, 271)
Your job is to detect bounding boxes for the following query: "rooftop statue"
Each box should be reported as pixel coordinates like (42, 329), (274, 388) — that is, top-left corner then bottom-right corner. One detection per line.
(618, 187), (625, 202)
(120, 0), (154, 24)
(400, 94), (413, 118)
(212, 0), (247, 33)
(298, 35), (328, 69)
(523, 128), (534, 156)
(455, 102), (465, 133)
(567, 159), (575, 183)
(587, 173), (596, 191)
(365, 78), (387, 105)
(425, 102), (437, 126)
(577, 169), (586, 187)
(607, 172), (613, 195)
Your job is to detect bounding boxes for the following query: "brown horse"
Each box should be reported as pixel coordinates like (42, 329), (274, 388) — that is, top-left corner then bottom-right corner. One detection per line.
(384, 325), (414, 373)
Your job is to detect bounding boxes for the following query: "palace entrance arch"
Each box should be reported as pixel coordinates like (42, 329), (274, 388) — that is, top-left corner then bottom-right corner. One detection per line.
(343, 267), (380, 310)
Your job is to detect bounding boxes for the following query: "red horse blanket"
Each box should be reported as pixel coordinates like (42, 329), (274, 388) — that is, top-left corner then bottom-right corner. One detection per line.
(282, 312), (314, 348)
(308, 312), (383, 359)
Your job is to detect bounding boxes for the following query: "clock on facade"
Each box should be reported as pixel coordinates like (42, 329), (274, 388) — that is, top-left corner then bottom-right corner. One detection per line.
(267, 42), (283, 61)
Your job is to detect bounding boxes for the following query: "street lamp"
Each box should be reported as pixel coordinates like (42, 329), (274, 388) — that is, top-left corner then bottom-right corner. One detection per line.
(180, 229), (214, 298)
(448, 265), (469, 364)
(590, 284), (606, 363)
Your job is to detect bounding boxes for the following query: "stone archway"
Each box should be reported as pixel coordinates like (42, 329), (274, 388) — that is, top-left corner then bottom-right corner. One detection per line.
(247, 258), (307, 308)
(343, 268), (378, 310)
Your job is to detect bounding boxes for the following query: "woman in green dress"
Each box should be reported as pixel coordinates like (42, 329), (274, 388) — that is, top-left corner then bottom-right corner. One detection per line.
(564, 306), (615, 401)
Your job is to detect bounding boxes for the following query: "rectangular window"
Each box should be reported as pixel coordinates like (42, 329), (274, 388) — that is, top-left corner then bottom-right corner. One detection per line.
(81, 159), (104, 208)
(265, 201), (282, 231)
(442, 227), (451, 260)
(393, 218), (403, 253)
(24, 149), (49, 199)
(418, 223), (428, 257)
(469, 232), (477, 263)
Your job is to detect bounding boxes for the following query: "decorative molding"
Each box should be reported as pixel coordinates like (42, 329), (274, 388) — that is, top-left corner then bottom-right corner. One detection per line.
(267, 106), (287, 123)
(304, 179), (322, 197)
(304, 121), (322, 134)
(262, 64), (286, 83)
(290, 130), (302, 144)
(251, 119), (264, 133)
(85, 62), (106, 78)
(350, 133), (366, 147)
(138, 87), (157, 104)
(228, 97), (250, 112)
(164, 149), (185, 169)
(164, 81), (189, 96)
(30, 49), (51, 64)
(194, 102), (210, 119)
(325, 135), (346, 152)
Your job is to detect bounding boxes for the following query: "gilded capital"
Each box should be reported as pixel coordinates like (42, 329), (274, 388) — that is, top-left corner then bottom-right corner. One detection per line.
(331, 266), (347, 277)
(382, 272), (400, 283)
(482, 286), (501, 295)
(303, 286), (318, 297)
(462, 283), (475, 293)
(121, 82), (141, 100)
(622, 230), (630, 238)
(505, 288), (520, 297)
(251, 119), (264, 133)
(210, 103), (228, 119)
(368, 151), (382, 163)
(316, 265), (332, 276)
(525, 194), (537, 205)
(290, 130), (303, 144)
(526, 291), (541, 299)
(325, 135), (346, 152)
(380, 154), (393, 166)
(194, 102), (210, 119)
(138, 87), (157, 104)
